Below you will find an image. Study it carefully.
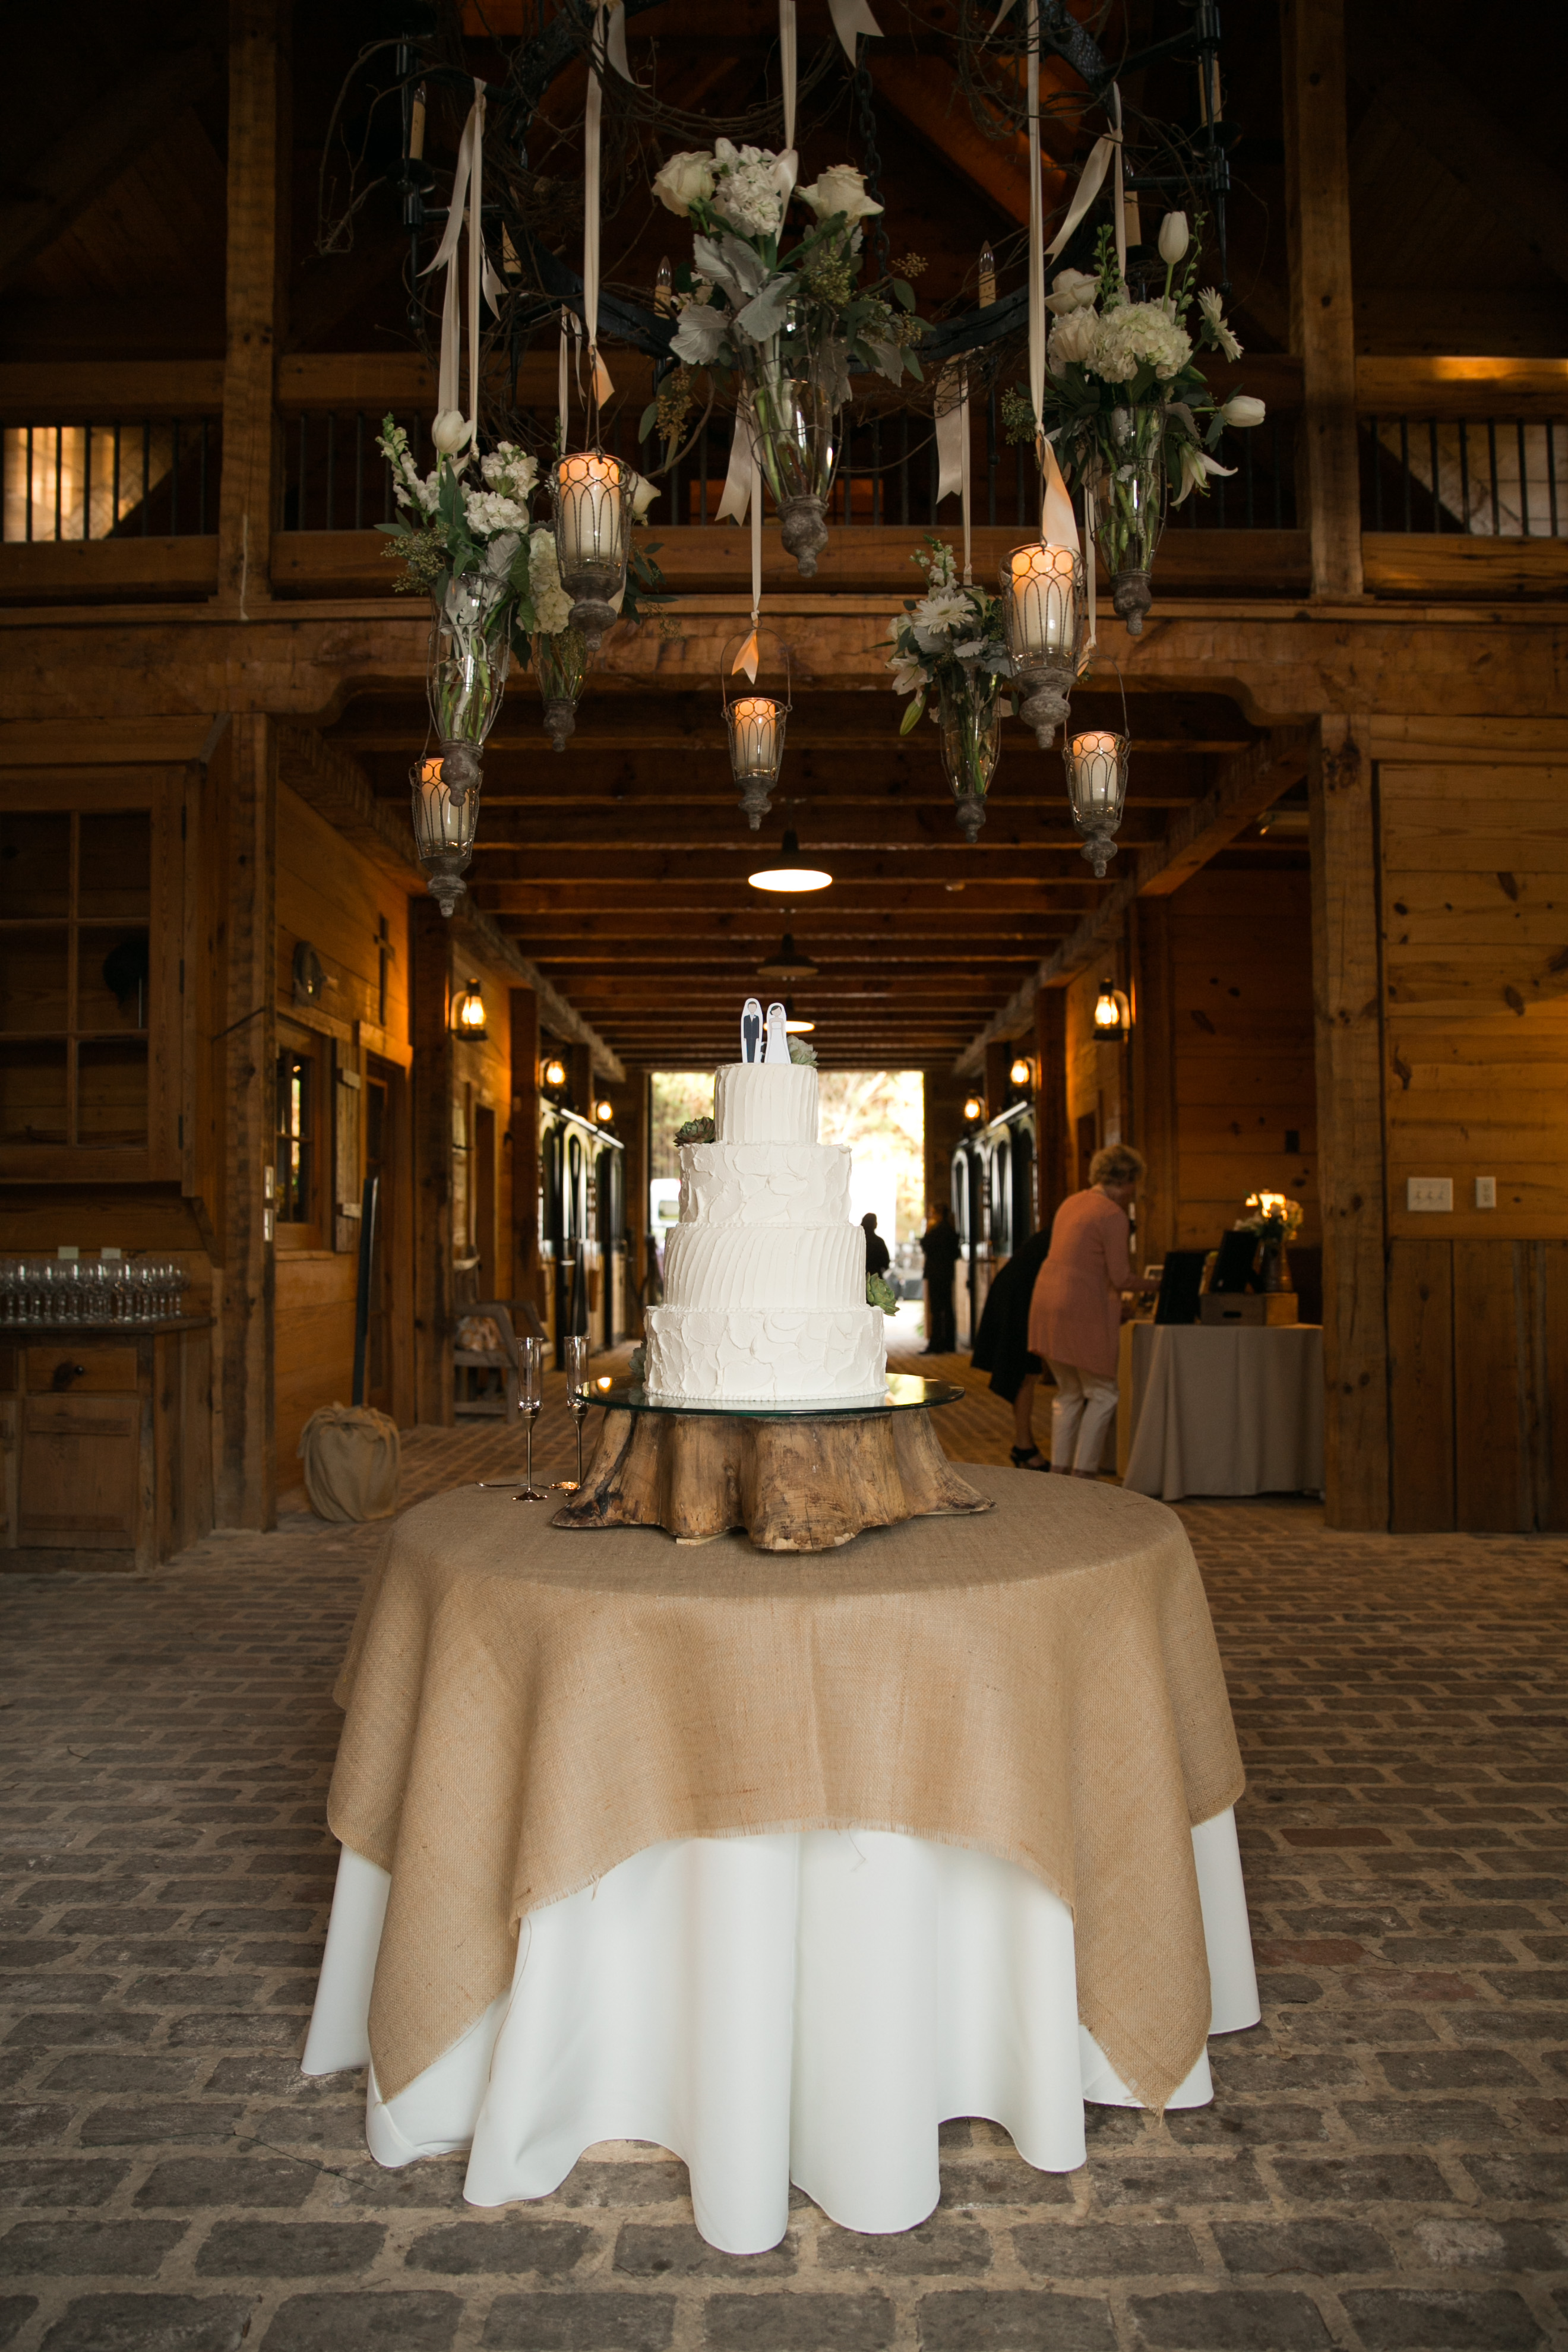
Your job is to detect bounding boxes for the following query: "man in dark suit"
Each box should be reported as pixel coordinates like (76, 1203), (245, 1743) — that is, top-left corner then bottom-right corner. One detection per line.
(920, 1206), (960, 1354)
(862, 1212), (891, 1279)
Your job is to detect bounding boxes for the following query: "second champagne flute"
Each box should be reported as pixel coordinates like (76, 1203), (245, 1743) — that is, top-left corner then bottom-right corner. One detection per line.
(512, 1334), (548, 1501)
(558, 1332), (591, 1493)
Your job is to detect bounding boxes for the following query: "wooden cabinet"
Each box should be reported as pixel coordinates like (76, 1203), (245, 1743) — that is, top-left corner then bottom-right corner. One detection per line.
(0, 1321), (212, 1571)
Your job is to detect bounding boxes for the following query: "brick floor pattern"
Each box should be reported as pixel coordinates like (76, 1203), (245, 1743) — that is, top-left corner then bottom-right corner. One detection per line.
(1, 1347), (1566, 2351)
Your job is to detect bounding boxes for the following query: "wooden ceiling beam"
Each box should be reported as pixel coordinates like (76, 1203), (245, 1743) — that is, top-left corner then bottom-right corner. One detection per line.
(460, 807), (1171, 853)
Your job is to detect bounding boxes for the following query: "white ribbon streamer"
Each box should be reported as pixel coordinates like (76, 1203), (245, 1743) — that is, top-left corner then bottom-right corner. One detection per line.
(1042, 433), (1077, 549)
(725, 404), (763, 681)
(780, 0), (798, 157)
(419, 79), (504, 452)
(1083, 481), (1096, 650)
(583, 10), (614, 405)
(828, 0), (883, 67)
(934, 365), (965, 506)
(715, 410), (754, 524)
(959, 369), (972, 584)
(1026, 0), (1044, 444)
(558, 308), (571, 449)
(1044, 84), (1126, 281)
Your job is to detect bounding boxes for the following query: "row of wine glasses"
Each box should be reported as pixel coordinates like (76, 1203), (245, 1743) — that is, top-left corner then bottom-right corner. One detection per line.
(477, 1332), (595, 1504)
(0, 1256), (191, 1327)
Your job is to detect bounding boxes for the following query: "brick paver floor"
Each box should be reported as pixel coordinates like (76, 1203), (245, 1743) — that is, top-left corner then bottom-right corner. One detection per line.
(2, 1378), (1564, 2350)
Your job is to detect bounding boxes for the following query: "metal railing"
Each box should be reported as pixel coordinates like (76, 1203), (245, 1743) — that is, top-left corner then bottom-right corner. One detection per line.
(1, 421), (220, 542)
(1362, 416), (1565, 538)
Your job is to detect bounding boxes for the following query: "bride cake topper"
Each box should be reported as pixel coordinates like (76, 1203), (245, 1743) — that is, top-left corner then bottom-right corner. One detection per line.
(764, 1001), (789, 1063)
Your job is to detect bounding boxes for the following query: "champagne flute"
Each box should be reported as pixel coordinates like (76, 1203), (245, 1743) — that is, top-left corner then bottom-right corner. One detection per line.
(558, 1332), (591, 1494)
(479, 1334), (547, 1500)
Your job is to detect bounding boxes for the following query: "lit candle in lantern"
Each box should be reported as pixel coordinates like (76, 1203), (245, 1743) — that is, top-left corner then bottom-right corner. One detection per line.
(728, 696), (785, 782)
(1064, 730), (1127, 822)
(1007, 543), (1079, 660)
(555, 452), (624, 573)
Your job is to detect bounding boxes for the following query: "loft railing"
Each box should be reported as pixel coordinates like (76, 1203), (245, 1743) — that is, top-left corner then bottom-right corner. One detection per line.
(1361, 415), (1564, 539)
(0, 421), (220, 542)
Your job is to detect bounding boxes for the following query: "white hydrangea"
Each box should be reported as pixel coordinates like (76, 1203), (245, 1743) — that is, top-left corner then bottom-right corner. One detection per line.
(462, 488), (530, 536)
(1091, 299), (1193, 384)
(710, 138), (784, 239)
(479, 442), (539, 505)
(1047, 305), (1102, 375)
(529, 527), (574, 636)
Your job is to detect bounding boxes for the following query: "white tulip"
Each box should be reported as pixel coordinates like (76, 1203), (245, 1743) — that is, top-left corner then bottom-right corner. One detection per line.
(1219, 394), (1266, 429)
(1157, 211), (1189, 264)
(627, 470), (661, 521)
(652, 149), (716, 218)
(797, 165), (883, 223)
(431, 410), (470, 456)
(1044, 267), (1098, 316)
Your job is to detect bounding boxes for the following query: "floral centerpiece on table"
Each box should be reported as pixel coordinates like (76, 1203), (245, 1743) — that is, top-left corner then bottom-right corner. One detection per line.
(649, 143), (925, 574)
(1237, 1189), (1303, 1295)
(886, 538), (1013, 841)
(1001, 214), (1265, 634)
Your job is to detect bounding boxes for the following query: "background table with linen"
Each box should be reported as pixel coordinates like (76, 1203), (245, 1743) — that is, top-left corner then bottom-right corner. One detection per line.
(1118, 1320), (1326, 1501)
(303, 1468), (1260, 2252)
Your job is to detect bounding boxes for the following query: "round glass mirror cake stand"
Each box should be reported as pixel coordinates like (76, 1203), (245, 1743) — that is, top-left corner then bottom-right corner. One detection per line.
(591, 1373), (966, 1420)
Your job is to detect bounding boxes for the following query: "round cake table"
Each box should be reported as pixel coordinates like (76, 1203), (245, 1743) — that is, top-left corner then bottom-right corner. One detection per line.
(302, 1466), (1259, 2252)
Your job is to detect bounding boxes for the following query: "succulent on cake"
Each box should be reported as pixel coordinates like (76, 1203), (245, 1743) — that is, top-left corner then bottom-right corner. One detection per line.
(787, 1036), (818, 1066)
(675, 1116), (717, 1146)
(867, 1270), (900, 1316)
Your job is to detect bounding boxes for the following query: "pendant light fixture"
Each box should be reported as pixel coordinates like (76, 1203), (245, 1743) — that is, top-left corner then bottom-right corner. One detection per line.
(756, 931), (818, 981)
(747, 827), (832, 893)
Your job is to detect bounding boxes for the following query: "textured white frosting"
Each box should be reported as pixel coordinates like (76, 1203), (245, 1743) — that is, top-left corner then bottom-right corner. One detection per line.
(715, 1063), (819, 1146)
(662, 1223), (865, 1314)
(643, 1305), (888, 1403)
(679, 1140), (852, 1229)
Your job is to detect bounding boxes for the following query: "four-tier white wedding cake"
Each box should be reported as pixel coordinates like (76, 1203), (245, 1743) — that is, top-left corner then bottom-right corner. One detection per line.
(643, 1055), (889, 1404)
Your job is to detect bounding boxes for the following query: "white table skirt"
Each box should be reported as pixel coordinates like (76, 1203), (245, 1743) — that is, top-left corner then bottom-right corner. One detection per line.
(1120, 1323), (1326, 1503)
(302, 1812), (1259, 2255)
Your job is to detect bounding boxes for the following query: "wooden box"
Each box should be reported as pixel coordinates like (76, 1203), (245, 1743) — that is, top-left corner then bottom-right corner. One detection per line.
(1200, 1293), (1300, 1326)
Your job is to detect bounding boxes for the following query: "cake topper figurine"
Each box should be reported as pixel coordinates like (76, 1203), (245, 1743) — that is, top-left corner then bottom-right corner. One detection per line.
(741, 996), (763, 1064)
(764, 1001), (790, 1063)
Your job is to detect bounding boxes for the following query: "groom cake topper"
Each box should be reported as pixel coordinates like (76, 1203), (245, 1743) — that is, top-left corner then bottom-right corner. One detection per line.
(741, 997), (763, 1063)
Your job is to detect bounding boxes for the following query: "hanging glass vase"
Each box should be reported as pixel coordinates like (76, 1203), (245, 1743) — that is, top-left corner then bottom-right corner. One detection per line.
(999, 542), (1086, 748)
(1062, 729), (1130, 879)
(745, 333), (840, 578)
(426, 555), (514, 813)
(410, 755), (482, 918)
(1094, 406), (1166, 637)
(551, 451), (629, 651)
(535, 627), (588, 752)
(938, 670), (1002, 843)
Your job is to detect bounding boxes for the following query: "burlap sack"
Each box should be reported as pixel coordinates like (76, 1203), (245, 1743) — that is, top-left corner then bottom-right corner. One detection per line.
(299, 1404), (400, 1523)
(456, 1316), (505, 1355)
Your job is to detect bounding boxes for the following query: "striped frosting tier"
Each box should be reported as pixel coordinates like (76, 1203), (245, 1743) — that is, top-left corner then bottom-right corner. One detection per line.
(678, 1141), (852, 1229)
(643, 1304), (888, 1403)
(660, 1222), (867, 1314)
(715, 1063), (820, 1146)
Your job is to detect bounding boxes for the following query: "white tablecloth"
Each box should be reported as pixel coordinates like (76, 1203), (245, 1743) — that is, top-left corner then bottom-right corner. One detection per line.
(303, 1813), (1259, 2255)
(1119, 1323), (1325, 1503)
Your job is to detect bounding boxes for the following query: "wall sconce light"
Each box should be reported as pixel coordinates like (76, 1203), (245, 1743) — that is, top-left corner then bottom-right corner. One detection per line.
(1093, 982), (1132, 1042)
(1009, 1056), (1033, 1089)
(595, 1099), (614, 1125)
(542, 1056), (567, 1090)
(453, 979), (487, 1041)
(962, 1093), (985, 1124)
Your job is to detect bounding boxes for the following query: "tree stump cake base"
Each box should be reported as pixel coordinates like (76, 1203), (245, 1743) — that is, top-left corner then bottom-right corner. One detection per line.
(551, 1406), (994, 1552)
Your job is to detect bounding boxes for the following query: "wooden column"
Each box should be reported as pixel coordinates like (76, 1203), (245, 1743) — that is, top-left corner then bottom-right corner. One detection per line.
(1033, 988), (1068, 1232)
(624, 1068), (651, 1335)
(1281, 0), (1363, 599)
(568, 1040), (596, 1123)
(213, 716), (276, 1528)
(509, 986), (540, 1322)
(1131, 898), (1178, 1263)
(217, 0), (288, 612)
(982, 1040), (1011, 1128)
(1308, 713), (1389, 1527)
(410, 905), (454, 1425)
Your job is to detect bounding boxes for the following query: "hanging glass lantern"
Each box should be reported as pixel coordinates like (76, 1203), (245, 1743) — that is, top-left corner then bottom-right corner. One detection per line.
(550, 451), (630, 651)
(1000, 543), (1087, 748)
(938, 671), (1003, 843)
(535, 627), (589, 752)
(1063, 729), (1130, 878)
(747, 330), (839, 577)
(721, 630), (792, 830)
(410, 754), (482, 918)
(427, 564), (513, 815)
(453, 979), (487, 1039)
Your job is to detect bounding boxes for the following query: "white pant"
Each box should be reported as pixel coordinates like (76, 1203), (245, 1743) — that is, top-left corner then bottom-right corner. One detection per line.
(1047, 1361), (1119, 1472)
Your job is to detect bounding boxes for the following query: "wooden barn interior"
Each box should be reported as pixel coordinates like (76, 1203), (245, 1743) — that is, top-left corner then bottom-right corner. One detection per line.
(1, 0), (1564, 1558)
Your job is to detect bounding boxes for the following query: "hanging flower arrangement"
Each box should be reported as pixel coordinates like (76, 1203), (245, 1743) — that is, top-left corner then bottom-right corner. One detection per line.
(886, 539), (1013, 842)
(647, 144), (925, 574)
(1002, 216), (1265, 634)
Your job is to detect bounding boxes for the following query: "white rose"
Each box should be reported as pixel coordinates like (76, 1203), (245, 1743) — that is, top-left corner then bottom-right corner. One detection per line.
(1157, 211), (1189, 264)
(653, 150), (715, 217)
(797, 165), (883, 223)
(431, 409), (470, 455)
(1047, 306), (1101, 374)
(1219, 394), (1266, 428)
(1044, 268), (1098, 316)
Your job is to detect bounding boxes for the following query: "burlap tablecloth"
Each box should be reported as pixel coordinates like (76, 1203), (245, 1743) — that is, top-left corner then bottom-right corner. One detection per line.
(327, 1466), (1244, 2114)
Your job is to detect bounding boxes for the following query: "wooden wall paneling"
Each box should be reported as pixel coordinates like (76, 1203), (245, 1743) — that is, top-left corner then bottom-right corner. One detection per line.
(274, 1253), (358, 1487)
(1033, 987), (1068, 1233)
(1452, 1241), (1526, 1533)
(569, 1042), (595, 1125)
(1387, 1237), (1455, 1531)
(214, 714), (276, 1529)
(217, 0), (289, 612)
(509, 987), (542, 1322)
(983, 1041), (1011, 1130)
(1131, 897), (1177, 1264)
(1539, 1242), (1568, 1531)
(1309, 715), (1389, 1528)
(1281, 0), (1362, 600)
(411, 902), (454, 1424)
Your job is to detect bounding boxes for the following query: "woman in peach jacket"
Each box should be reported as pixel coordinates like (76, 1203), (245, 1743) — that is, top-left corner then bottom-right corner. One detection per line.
(1028, 1145), (1156, 1475)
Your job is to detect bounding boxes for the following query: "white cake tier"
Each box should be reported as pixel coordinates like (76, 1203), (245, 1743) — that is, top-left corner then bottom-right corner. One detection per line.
(679, 1140), (852, 1229)
(662, 1224), (866, 1314)
(715, 1062), (819, 1146)
(643, 1304), (888, 1403)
